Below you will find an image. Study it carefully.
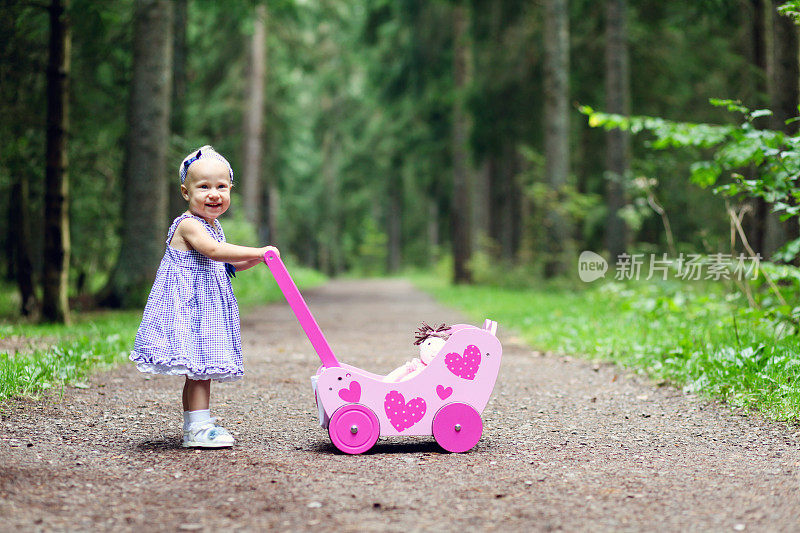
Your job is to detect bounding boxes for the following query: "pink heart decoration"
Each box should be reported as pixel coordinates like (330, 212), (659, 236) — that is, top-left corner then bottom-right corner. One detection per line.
(445, 344), (481, 380)
(436, 385), (453, 400)
(384, 390), (426, 432)
(338, 380), (361, 403)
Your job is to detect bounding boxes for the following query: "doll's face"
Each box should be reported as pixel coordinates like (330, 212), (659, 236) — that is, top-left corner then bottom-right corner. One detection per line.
(419, 337), (446, 365)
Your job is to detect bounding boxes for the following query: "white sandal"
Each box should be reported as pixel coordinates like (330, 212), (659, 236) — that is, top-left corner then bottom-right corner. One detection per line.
(182, 418), (235, 448)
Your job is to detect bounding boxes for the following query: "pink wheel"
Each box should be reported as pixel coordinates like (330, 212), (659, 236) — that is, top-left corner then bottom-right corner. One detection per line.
(432, 402), (482, 453)
(328, 404), (380, 454)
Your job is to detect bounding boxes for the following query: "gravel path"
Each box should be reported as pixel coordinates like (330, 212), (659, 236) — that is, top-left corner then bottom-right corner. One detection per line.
(1, 278), (799, 532)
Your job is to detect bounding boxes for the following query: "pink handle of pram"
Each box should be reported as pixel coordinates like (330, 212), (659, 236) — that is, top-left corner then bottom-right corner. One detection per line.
(264, 249), (340, 368)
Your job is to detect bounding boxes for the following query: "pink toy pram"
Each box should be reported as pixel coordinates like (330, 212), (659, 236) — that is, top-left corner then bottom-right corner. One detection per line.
(265, 250), (503, 454)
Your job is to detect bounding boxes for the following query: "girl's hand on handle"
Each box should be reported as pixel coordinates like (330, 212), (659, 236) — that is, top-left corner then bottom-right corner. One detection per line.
(261, 246), (280, 261)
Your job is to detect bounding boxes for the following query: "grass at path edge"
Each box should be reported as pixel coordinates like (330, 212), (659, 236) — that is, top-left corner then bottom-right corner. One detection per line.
(410, 273), (800, 423)
(0, 263), (326, 405)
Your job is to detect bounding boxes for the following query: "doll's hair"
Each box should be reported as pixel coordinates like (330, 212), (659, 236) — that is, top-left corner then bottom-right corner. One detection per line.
(179, 145), (234, 184)
(413, 322), (451, 345)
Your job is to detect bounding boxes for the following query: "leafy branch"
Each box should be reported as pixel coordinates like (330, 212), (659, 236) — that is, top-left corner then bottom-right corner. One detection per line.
(580, 100), (800, 260)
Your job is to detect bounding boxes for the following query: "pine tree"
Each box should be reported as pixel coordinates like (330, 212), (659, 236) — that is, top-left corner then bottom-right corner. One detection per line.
(41, 0), (71, 323)
(452, 0), (473, 284)
(543, 0), (571, 277)
(103, 0), (173, 307)
(604, 0), (631, 261)
(242, 3), (267, 229)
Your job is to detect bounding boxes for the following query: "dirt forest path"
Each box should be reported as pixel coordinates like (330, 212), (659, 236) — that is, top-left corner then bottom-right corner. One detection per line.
(1, 279), (799, 532)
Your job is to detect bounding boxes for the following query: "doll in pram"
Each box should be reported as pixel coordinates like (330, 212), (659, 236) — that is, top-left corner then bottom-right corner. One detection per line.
(265, 250), (503, 454)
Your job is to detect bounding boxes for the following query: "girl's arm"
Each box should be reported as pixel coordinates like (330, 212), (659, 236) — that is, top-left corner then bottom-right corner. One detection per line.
(227, 257), (267, 271)
(177, 218), (275, 263)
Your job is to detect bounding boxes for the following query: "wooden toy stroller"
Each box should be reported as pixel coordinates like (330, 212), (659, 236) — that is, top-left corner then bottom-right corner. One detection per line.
(264, 250), (503, 454)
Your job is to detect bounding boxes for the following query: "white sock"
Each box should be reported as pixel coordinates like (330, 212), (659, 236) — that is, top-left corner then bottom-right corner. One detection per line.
(183, 409), (211, 431)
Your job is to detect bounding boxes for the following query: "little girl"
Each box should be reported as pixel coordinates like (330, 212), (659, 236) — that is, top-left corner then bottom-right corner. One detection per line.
(130, 145), (278, 448)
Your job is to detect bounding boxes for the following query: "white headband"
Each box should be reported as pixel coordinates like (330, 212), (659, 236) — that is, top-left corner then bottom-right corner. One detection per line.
(179, 145), (234, 184)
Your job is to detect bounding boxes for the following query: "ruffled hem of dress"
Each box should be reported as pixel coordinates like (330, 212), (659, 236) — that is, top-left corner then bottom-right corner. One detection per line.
(130, 353), (243, 382)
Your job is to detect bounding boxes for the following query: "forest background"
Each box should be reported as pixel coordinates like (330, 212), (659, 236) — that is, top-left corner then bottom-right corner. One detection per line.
(4, 0), (800, 419)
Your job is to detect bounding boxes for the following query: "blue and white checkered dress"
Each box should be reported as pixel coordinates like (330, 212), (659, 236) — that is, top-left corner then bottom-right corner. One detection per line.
(130, 214), (243, 382)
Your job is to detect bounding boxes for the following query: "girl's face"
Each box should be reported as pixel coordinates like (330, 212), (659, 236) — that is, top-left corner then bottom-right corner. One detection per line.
(181, 159), (232, 224)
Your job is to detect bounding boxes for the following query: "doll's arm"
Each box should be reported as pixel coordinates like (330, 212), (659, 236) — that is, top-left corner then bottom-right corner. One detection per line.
(383, 365), (408, 382)
(383, 358), (424, 382)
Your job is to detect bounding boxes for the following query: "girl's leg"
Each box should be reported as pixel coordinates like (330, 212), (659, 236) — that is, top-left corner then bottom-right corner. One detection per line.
(182, 377), (211, 411)
(180, 377), (233, 447)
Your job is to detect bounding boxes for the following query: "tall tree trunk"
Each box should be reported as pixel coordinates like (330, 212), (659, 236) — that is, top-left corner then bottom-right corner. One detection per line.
(386, 162), (402, 274)
(6, 182), (17, 283)
(499, 155), (514, 260)
(472, 0), (502, 259)
(386, 183), (403, 274)
(242, 3), (267, 227)
(428, 199), (440, 265)
(511, 150), (524, 259)
(603, 0), (631, 261)
(169, 0), (188, 219)
(266, 177), (280, 247)
(751, 0), (768, 105)
(770, 1), (799, 135)
(12, 176), (37, 316)
(488, 155), (501, 248)
(472, 158), (490, 255)
(103, 0), (173, 307)
(744, 0), (769, 254)
(319, 130), (340, 276)
(518, 148), (536, 264)
(41, 0), (71, 323)
(264, 63), (280, 249)
(451, 1), (473, 284)
(487, 148), (518, 261)
(543, 0), (571, 277)
(769, 0), (800, 254)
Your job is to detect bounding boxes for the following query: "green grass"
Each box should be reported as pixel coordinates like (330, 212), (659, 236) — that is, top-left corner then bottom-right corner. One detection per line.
(0, 261), (326, 405)
(0, 310), (141, 404)
(411, 273), (800, 421)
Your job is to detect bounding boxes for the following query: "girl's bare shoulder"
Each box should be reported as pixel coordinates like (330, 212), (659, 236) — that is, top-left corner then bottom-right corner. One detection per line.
(170, 216), (205, 251)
